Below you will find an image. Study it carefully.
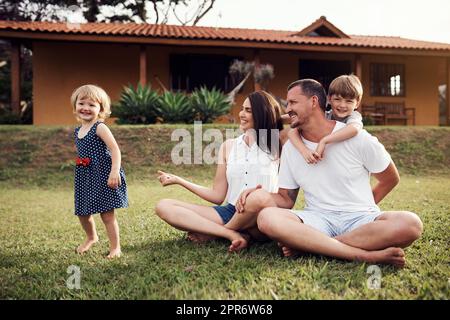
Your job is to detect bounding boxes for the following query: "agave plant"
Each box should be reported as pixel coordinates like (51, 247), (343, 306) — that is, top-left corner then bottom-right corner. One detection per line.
(191, 87), (231, 123)
(112, 84), (160, 124)
(156, 91), (194, 123)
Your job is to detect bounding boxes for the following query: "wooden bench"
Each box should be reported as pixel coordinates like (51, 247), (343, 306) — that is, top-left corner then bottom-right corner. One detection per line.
(374, 102), (415, 125)
(361, 105), (385, 125)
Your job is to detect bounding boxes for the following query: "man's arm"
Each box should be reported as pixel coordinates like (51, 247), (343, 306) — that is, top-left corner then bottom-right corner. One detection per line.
(371, 161), (400, 204)
(271, 187), (300, 209)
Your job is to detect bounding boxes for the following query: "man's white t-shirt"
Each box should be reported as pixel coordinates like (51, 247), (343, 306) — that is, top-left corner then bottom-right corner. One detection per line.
(278, 121), (391, 213)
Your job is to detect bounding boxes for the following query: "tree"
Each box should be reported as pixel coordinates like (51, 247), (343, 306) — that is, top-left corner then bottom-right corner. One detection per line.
(0, 0), (78, 22)
(0, 0), (217, 25)
(0, 0), (217, 120)
(170, 0), (215, 26)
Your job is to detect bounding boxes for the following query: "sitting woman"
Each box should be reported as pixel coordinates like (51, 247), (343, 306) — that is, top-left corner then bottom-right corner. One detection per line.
(155, 91), (284, 252)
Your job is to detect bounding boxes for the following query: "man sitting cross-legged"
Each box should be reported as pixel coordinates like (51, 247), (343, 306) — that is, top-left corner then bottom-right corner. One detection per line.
(234, 79), (423, 267)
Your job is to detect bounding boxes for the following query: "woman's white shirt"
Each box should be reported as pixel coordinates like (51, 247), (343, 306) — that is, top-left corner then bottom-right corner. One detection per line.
(225, 134), (279, 205)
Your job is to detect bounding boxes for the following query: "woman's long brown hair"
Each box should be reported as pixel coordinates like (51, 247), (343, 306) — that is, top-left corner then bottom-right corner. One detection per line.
(247, 91), (284, 159)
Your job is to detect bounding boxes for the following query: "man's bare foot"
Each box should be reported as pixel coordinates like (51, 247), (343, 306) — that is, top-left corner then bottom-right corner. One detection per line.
(187, 232), (217, 244)
(76, 237), (99, 254)
(364, 247), (406, 267)
(107, 248), (121, 259)
(277, 242), (299, 257)
(228, 233), (250, 253)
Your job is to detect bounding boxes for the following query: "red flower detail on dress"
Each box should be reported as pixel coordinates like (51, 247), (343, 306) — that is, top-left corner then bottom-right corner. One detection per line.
(75, 157), (91, 167)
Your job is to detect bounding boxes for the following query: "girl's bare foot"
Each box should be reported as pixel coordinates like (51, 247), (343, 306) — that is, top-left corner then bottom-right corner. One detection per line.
(107, 248), (122, 259)
(363, 247), (406, 268)
(187, 232), (217, 244)
(76, 237), (99, 254)
(228, 232), (250, 253)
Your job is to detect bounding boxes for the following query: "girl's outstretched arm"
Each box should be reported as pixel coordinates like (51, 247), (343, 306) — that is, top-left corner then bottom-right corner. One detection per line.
(96, 123), (122, 189)
(156, 140), (231, 205)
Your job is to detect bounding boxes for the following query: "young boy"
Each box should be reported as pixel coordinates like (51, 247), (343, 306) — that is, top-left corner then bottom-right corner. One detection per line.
(288, 74), (364, 163)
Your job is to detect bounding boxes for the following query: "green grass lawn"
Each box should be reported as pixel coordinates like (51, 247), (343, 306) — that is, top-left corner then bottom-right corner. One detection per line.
(0, 173), (448, 299)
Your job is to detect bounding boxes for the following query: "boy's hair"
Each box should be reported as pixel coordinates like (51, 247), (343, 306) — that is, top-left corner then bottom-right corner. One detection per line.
(328, 75), (363, 102)
(71, 84), (111, 120)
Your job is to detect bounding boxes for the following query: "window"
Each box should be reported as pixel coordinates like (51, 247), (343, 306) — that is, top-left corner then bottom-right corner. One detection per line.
(299, 59), (352, 92)
(170, 54), (239, 92)
(370, 63), (405, 96)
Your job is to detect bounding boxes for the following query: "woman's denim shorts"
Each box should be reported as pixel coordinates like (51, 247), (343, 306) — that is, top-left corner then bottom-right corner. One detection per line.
(213, 203), (236, 224)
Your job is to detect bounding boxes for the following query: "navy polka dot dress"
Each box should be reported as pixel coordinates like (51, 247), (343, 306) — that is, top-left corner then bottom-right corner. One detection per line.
(74, 121), (128, 216)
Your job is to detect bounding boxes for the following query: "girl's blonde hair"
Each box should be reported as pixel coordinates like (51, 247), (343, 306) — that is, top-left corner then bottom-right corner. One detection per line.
(71, 84), (111, 120)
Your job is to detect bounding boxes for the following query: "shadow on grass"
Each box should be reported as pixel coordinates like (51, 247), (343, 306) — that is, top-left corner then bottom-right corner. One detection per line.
(123, 236), (403, 276)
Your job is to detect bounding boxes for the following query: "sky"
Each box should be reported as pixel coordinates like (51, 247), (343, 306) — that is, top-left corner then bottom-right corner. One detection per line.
(192, 0), (450, 44)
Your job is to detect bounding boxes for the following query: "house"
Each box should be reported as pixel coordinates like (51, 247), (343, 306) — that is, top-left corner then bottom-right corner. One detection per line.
(0, 16), (449, 125)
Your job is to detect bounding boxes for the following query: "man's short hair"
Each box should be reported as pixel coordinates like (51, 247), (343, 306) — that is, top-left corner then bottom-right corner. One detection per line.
(287, 79), (327, 112)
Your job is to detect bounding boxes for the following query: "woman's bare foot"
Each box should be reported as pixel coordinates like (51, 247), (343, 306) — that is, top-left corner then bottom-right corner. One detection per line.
(187, 232), (217, 244)
(228, 232), (250, 253)
(277, 242), (300, 257)
(76, 237), (99, 254)
(363, 247), (406, 267)
(107, 248), (122, 259)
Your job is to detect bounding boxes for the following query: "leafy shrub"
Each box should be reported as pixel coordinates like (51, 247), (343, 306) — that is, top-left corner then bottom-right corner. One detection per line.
(0, 106), (21, 124)
(156, 91), (194, 123)
(362, 115), (375, 126)
(112, 84), (160, 124)
(191, 86), (231, 123)
(0, 103), (32, 124)
(112, 84), (233, 124)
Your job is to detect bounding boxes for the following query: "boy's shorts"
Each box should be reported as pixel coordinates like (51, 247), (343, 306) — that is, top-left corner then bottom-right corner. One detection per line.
(290, 208), (383, 237)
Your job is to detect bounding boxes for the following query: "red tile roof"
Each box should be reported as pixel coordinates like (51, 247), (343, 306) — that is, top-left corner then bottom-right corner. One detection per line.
(1, 20), (450, 52)
(294, 16), (350, 38)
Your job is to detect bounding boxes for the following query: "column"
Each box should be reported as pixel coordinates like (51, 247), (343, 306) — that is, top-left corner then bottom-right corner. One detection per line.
(139, 45), (147, 86)
(10, 40), (21, 115)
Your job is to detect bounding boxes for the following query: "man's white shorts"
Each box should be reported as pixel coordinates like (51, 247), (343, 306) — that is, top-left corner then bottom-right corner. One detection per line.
(290, 208), (383, 237)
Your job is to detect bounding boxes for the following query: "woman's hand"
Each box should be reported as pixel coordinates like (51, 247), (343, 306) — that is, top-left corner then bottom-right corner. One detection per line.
(157, 170), (179, 186)
(236, 184), (262, 213)
(108, 171), (121, 189)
